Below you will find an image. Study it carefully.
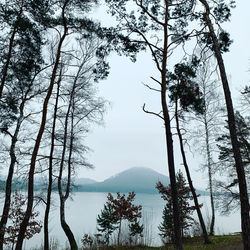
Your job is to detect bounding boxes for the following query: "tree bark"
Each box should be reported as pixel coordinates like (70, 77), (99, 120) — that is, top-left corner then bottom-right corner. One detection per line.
(57, 70), (78, 250)
(0, 100), (25, 249)
(59, 197), (78, 250)
(199, 0), (250, 248)
(204, 115), (215, 235)
(15, 2), (69, 248)
(43, 75), (62, 250)
(160, 2), (183, 249)
(117, 219), (122, 246)
(57, 113), (78, 250)
(175, 101), (210, 244)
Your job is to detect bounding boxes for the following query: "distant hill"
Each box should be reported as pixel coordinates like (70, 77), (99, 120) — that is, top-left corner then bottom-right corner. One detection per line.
(73, 177), (97, 186)
(0, 168), (207, 195)
(76, 167), (170, 194)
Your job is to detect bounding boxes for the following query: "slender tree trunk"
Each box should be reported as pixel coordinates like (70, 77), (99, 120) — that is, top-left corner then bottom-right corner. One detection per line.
(57, 78), (78, 250)
(199, 1), (250, 248)
(0, 140), (17, 250)
(117, 219), (122, 246)
(43, 75), (62, 250)
(161, 95), (183, 250)
(58, 168), (78, 250)
(160, 3), (183, 249)
(59, 197), (78, 250)
(57, 137), (78, 250)
(175, 101), (210, 244)
(58, 152), (78, 250)
(204, 115), (215, 235)
(0, 101), (24, 249)
(15, 2), (69, 248)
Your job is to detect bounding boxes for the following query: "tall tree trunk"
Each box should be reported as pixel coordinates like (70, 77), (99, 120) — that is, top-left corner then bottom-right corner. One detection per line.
(0, 100), (24, 249)
(161, 93), (183, 250)
(204, 114), (215, 235)
(175, 101), (210, 244)
(57, 134), (78, 250)
(199, 1), (250, 248)
(160, 3), (183, 249)
(15, 2), (69, 248)
(43, 75), (62, 250)
(57, 79), (78, 250)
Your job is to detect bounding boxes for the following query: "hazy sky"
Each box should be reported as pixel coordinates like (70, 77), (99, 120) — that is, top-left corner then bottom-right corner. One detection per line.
(79, 1), (250, 189)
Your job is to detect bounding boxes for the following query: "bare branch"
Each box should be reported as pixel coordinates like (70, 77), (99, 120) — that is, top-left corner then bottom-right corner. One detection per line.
(142, 103), (164, 120)
(143, 83), (161, 92)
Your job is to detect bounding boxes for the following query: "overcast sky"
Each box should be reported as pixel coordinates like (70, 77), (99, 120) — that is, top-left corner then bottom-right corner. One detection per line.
(79, 1), (250, 189)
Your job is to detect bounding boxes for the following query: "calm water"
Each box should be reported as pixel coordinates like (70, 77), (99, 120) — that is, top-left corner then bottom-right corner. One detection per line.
(1, 192), (241, 249)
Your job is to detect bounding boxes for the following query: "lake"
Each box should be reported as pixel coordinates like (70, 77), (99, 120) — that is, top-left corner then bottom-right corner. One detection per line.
(1, 192), (241, 249)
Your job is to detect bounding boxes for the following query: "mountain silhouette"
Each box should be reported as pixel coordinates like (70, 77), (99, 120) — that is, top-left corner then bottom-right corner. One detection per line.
(77, 167), (170, 194)
(73, 177), (97, 186)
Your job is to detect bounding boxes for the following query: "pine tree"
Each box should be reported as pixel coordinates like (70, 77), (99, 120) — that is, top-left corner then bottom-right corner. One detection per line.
(215, 111), (250, 213)
(157, 171), (198, 243)
(129, 220), (144, 246)
(129, 220), (143, 238)
(103, 1), (204, 247)
(158, 204), (174, 243)
(14, 1), (110, 249)
(167, 58), (210, 243)
(97, 204), (118, 245)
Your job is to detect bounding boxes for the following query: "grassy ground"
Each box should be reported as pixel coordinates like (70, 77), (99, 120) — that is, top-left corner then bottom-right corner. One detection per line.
(105, 235), (243, 250)
(29, 234), (243, 250)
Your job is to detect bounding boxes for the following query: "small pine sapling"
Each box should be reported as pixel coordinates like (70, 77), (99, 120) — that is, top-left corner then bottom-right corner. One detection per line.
(97, 203), (118, 245)
(157, 171), (200, 243)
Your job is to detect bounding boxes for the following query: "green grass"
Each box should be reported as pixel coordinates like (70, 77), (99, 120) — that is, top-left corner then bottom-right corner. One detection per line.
(102, 235), (242, 250)
(131, 235), (243, 250)
(182, 235), (242, 250)
(30, 234), (243, 250)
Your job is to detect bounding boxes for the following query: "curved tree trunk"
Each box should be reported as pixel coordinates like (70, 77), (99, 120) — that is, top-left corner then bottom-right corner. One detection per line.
(199, 1), (250, 248)
(57, 119), (78, 250)
(59, 197), (78, 250)
(0, 100), (24, 250)
(57, 70), (78, 250)
(58, 159), (78, 250)
(175, 102), (210, 244)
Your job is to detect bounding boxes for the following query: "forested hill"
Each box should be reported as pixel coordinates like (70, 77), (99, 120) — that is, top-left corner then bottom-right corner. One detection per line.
(76, 167), (170, 194)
